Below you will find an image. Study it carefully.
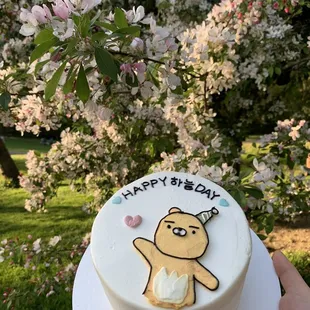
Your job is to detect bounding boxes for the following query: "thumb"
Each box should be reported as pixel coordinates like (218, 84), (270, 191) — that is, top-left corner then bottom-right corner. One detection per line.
(273, 251), (308, 294)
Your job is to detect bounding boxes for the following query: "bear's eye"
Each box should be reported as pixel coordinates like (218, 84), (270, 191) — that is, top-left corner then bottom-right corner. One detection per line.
(192, 230), (196, 234)
(167, 225), (171, 229)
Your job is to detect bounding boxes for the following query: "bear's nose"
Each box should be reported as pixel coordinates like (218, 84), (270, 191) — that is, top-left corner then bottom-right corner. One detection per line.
(172, 227), (187, 237)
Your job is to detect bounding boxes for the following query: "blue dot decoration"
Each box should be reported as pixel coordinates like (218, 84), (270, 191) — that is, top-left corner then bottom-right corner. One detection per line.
(112, 196), (122, 204)
(219, 198), (229, 207)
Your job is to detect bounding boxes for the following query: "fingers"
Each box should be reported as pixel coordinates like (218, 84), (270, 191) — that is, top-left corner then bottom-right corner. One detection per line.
(273, 251), (309, 294)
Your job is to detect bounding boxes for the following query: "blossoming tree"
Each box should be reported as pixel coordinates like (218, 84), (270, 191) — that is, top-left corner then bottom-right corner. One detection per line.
(0, 0), (309, 235)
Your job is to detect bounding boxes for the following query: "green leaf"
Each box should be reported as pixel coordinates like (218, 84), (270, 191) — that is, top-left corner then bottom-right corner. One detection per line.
(177, 106), (187, 113)
(114, 26), (141, 35)
(230, 189), (247, 208)
(45, 61), (67, 101)
(96, 22), (117, 32)
(286, 153), (295, 170)
(34, 29), (55, 45)
(30, 38), (58, 63)
(64, 38), (78, 56)
(63, 66), (77, 94)
(72, 15), (80, 27)
(95, 48), (119, 82)
(239, 166), (254, 179)
(80, 14), (91, 38)
(257, 234), (267, 241)
(91, 9), (102, 25)
(180, 77), (188, 91)
(148, 70), (160, 88)
(126, 73), (139, 87)
(92, 32), (107, 43)
(265, 215), (275, 235)
(243, 187), (264, 199)
(35, 59), (50, 75)
(0, 92), (11, 111)
(171, 85), (183, 95)
(268, 67), (274, 77)
(76, 64), (90, 103)
(275, 67), (282, 75)
(114, 8), (128, 28)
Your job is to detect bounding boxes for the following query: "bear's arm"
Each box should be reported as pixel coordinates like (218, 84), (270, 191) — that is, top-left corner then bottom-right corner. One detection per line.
(133, 238), (158, 264)
(194, 261), (219, 291)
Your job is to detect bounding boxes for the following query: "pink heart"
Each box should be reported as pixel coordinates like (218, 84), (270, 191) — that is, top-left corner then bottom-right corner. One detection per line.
(124, 215), (142, 228)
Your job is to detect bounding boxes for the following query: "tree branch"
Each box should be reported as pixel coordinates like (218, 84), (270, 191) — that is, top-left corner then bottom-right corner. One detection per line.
(108, 50), (200, 78)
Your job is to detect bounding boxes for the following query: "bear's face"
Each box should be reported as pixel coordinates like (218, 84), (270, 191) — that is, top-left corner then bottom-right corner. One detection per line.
(154, 208), (209, 259)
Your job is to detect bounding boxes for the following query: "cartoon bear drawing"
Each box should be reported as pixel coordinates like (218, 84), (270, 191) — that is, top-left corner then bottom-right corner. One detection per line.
(133, 207), (219, 309)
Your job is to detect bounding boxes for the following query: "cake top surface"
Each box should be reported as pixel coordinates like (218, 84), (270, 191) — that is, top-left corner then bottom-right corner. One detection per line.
(91, 171), (252, 309)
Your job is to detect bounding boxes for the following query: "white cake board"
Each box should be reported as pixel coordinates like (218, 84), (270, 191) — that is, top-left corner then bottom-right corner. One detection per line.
(72, 230), (281, 310)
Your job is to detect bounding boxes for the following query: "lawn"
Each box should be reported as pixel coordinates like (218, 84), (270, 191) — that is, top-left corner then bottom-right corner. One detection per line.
(0, 138), (94, 310)
(3, 137), (51, 154)
(0, 138), (309, 310)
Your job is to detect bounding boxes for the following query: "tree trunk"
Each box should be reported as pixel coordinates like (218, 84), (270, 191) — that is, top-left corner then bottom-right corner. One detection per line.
(0, 138), (20, 187)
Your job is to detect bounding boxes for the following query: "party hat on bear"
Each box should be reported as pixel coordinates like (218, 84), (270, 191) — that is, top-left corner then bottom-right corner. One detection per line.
(196, 207), (219, 225)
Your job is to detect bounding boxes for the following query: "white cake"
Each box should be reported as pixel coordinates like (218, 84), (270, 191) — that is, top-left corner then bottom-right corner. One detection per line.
(91, 172), (252, 310)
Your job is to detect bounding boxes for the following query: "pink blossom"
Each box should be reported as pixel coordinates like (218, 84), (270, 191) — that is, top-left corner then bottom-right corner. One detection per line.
(120, 63), (135, 82)
(52, 19), (75, 41)
(284, 7), (290, 13)
(53, 0), (71, 20)
(132, 63), (146, 83)
(273, 2), (279, 9)
(62, 0), (101, 14)
(132, 63), (146, 74)
(289, 125), (301, 141)
(120, 63), (133, 74)
(43, 5), (53, 20)
(130, 38), (144, 51)
(31, 6), (49, 24)
(165, 38), (178, 51)
(126, 6), (145, 23)
(80, 0), (102, 14)
(19, 9), (39, 36)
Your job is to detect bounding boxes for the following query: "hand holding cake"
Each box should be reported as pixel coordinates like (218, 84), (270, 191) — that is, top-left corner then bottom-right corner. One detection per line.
(273, 251), (310, 310)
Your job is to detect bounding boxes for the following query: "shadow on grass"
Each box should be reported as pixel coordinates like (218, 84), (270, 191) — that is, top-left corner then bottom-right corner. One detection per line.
(0, 223), (38, 235)
(0, 205), (95, 241)
(0, 205), (26, 214)
(276, 215), (310, 229)
(13, 157), (27, 172)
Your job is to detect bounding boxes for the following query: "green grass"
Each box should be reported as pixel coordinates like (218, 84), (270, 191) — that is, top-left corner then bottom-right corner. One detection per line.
(0, 182), (94, 310)
(284, 251), (310, 287)
(0, 139), (94, 310)
(0, 185), (94, 241)
(3, 137), (51, 154)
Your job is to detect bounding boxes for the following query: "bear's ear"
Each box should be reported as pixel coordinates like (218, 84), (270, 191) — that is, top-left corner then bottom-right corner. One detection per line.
(169, 207), (182, 214)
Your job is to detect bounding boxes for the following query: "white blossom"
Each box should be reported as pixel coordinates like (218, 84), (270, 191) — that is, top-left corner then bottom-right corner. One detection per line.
(33, 238), (41, 254)
(48, 236), (62, 247)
